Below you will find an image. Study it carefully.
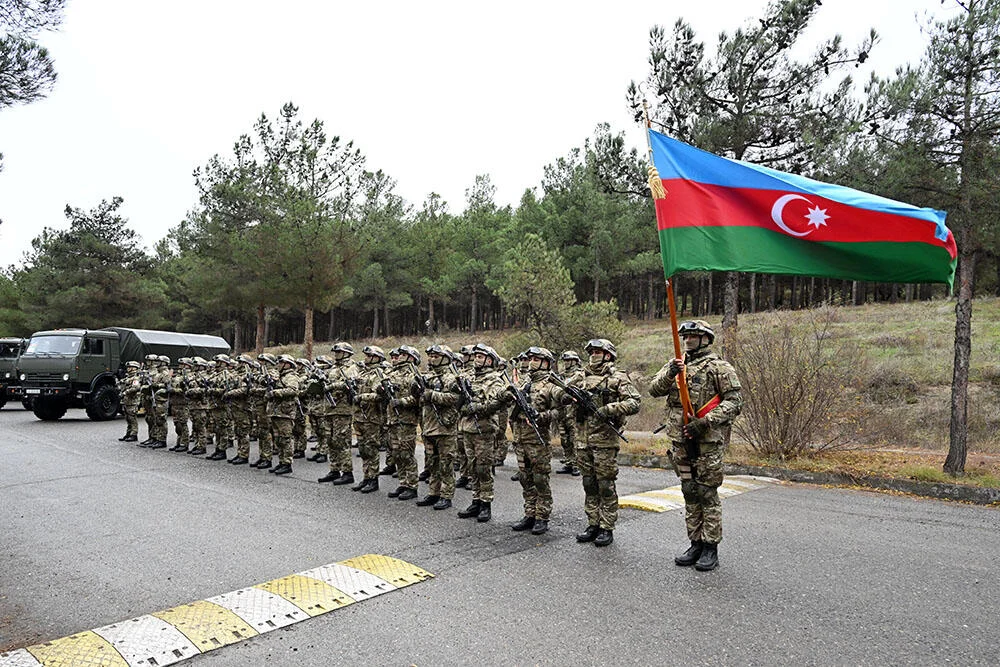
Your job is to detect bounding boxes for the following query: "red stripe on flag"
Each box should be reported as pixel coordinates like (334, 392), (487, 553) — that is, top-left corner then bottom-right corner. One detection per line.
(655, 179), (956, 259)
(695, 394), (720, 419)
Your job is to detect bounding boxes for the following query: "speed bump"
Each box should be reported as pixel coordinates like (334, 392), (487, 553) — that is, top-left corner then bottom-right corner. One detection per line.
(619, 474), (778, 512)
(0, 554), (433, 667)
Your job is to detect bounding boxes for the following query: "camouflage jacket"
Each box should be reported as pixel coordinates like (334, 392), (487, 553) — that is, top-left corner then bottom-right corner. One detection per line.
(384, 362), (420, 427)
(267, 367), (302, 419)
(419, 365), (461, 437)
(458, 366), (507, 435)
(355, 361), (390, 425)
(169, 368), (193, 405)
(326, 360), (359, 418)
(649, 348), (742, 445)
(560, 362), (641, 448)
(117, 372), (142, 406)
(509, 368), (560, 446)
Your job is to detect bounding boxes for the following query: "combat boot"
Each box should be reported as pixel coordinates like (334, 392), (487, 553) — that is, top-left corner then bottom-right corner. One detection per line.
(555, 463), (574, 475)
(432, 498), (452, 510)
(379, 464), (396, 476)
(530, 520), (549, 535)
(118, 434), (131, 442)
(576, 525), (599, 542)
(455, 475), (469, 489)
(273, 463), (292, 475)
(318, 471), (340, 483)
(188, 446), (206, 455)
(457, 501), (481, 519)
(148, 440), (166, 449)
(511, 516), (535, 532)
(593, 529), (614, 547)
(292, 451), (305, 459)
(122, 435), (138, 442)
(307, 453), (327, 463)
(397, 488), (417, 501)
(351, 478), (368, 491)
(510, 472), (520, 482)
(476, 502), (492, 523)
(674, 541), (704, 567)
(571, 466), (581, 477)
(333, 471), (354, 485)
(206, 450), (227, 461)
(418, 469), (430, 482)
(256, 459), (272, 470)
(140, 438), (152, 445)
(387, 486), (403, 498)
(360, 478), (379, 494)
(694, 543), (718, 571)
(229, 456), (249, 465)
(169, 443), (186, 452)
(416, 495), (440, 507)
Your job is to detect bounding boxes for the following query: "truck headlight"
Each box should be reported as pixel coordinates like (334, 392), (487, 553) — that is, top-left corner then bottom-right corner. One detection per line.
(20, 374), (26, 381)
(3, 372), (9, 378)
(63, 373), (70, 381)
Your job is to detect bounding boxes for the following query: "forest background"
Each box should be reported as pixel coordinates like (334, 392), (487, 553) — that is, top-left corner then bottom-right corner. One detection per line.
(1, 0), (998, 476)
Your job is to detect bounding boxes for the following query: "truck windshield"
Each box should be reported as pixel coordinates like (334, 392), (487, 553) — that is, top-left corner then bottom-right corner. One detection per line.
(0, 343), (21, 358)
(24, 336), (82, 356)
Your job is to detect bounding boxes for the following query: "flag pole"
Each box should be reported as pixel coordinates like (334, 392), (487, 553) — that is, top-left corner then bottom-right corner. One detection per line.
(642, 101), (694, 423)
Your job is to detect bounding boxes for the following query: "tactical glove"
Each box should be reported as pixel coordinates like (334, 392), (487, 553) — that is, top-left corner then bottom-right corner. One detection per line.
(683, 416), (709, 439)
(461, 401), (482, 415)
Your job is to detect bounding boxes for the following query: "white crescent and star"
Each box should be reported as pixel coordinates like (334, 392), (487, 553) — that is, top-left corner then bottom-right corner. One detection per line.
(770, 194), (831, 237)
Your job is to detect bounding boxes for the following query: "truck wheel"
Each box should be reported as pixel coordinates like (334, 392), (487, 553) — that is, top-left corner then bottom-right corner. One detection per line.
(0, 395), (7, 409)
(33, 397), (68, 421)
(85, 385), (120, 421)
(21, 397), (34, 410)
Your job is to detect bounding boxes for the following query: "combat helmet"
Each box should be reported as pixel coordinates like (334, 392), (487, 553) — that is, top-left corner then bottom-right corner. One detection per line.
(331, 342), (355, 355)
(398, 345), (421, 365)
(296, 357), (311, 369)
(362, 345), (386, 361)
(192, 356), (209, 367)
(144, 353), (159, 364)
(125, 360), (141, 370)
(459, 344), (475, 358)
(678, 320), (715, 345)
(561, 350), (580, 363)
(526, 346), (555, 364)
(472, 343), (501, 366)
(258, 353), (278, 366)
(213, 353), (232, 365)
(585, 338), (617, 361)
(315, 355), (333, 367)
(277, 353), (297, 367)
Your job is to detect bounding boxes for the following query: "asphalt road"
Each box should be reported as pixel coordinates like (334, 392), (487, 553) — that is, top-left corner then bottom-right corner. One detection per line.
(2, 405), (999, 665)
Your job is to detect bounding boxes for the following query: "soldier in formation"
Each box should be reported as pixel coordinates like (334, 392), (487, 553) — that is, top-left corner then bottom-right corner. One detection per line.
(649, 320), (742, 572)
(117, 360), (142, 442)
(555, 350), (581, 476)
(317, 342), (359, 485)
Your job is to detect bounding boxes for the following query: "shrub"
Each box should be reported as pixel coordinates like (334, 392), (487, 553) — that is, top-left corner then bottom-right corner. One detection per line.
(727, 311), (867, 458)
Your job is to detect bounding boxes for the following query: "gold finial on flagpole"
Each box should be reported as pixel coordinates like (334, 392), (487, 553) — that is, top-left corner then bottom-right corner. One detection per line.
(642, 100), (668, 200)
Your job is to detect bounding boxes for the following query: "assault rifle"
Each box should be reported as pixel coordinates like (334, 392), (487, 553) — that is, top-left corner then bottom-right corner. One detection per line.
(500, 369), (545, 445)
(548, 372), (628, 443)
(308, 368), (337, 407)
(374, 366), (400, 417)
(412, 372), (443, 423)
(449, 360), (481, 434)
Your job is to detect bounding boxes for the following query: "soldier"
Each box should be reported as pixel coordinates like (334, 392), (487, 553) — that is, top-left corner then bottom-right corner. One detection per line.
(303, 355), (335, 468)
(226, 354), (256, 465)
(454, 344), (475, 488)
(456, 343), (508, 523)
(251, 353), (279, 469)
(146, 355), (172, 449)
(292, 358), (311, 459)
(493, 354), (512, 468)
(184, 357), (211, 455)
(138, 354), (158, 446)
(266, 354), (302, 476)
(649, 320), (742, 572)
(378, 348), (402, 478)
(414, 344), (462, 510)
(167, 358), (194, 452)
(508, 347), (562, 535)
(383, 345), (421, 500)
(509, 352), (530, 483)
(318, 343), (359, 485)
(562, 339), (641, 547)
(352, 346), (389, 493)
(205, 354), (234, 460)
(555, 350), (582, 476)
(116, 361), (142, 442)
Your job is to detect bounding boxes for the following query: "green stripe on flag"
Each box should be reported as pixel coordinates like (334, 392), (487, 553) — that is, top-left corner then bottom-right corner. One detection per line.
(659, 226), (956, 287)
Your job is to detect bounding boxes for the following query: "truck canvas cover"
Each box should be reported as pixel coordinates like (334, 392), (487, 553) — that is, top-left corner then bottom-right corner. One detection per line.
(101, 327), (231, 363)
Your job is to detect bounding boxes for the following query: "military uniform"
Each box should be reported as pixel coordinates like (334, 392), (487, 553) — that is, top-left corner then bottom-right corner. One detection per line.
(147, 357), (172, 449)
(649, 320), (742, 570)
(185, 360), (211, 455)
(207, 357), (235, 460)
(226, 358), (255, 463)
(251, 355), (280, 468)
(292, 360), (310, 458)
(117, 364), (142, 441)
(267, 356), (302, 474)
(556, 352), (582, 474)
(415, 346), (461, 509)
(168, 360), (193, 452)
(319, 350), (359, 484)
(353, 349), (389, 492)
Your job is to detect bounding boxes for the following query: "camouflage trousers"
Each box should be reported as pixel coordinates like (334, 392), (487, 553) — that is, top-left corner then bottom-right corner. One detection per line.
(493, 408), (510, 465)
(517, 438), (553, 520)
(456, 432), (469, 476)
(211, 406), (233, 453)
(272, 416), (294, 465)
(190, 407), (209, 450)
(671, 440), (725, 545)
(171, 400), (190, 447)
(465, 431), (496, 503)
(389, 424), (418, 489)
(326, 415), (354, 474)
(152, 398), (168, 441)
(577, 445), (620, 531)
(123, 402), (139, 437)
(355, 422), (383, 480)
(558, 417), (576, 465)
(424, 433), (456, 500)
(253, 400), (273, 458)
(293, 411), (307, 454)
(308, 414), (328, 456)
(232, 401), (252, 458)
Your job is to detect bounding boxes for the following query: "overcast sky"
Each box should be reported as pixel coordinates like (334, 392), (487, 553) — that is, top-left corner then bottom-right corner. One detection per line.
(0, 0), (953, 269)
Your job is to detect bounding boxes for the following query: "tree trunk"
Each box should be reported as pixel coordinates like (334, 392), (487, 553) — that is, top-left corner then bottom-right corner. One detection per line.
(722, 272), (738, 333)
(766, 274), (777, 311)
(372, 308), (379, 338)
(470, 287), (479, 334)
(646, 273), (655, 320)
(748, 274), (756, 313)
(851, 281), (860, 306)
(233, 319), (244, 354)
(428, 299), (436, 333)
(593, 276), (600, 302)
(254, 304), (266, 354)
(383, 303), (390, 337)
(303, 306), (314, 360)
(944, 250), (975, 474)
(328, 309), (335, 341)
(707, 273), (714, 315)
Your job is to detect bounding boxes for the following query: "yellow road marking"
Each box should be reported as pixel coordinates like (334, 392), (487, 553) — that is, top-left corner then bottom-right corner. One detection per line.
(255, 574), (355, 616)
(152, 600), (258, 652)
(25, 630), (128, 666)
(339, 554), (434, 588)
(620, 475), (777, 513)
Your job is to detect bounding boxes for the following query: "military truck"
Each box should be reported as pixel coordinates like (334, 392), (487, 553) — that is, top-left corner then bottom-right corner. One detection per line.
(0, 337), (28, 409)
(13, 327), (230, 421)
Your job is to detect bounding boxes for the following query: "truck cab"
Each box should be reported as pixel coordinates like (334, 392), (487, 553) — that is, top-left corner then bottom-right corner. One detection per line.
(15, 329), (121, 420)
(0, 337), (27, 408)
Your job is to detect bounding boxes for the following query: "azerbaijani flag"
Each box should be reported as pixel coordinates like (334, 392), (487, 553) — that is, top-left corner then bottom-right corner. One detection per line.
(649, 130), (957, 288)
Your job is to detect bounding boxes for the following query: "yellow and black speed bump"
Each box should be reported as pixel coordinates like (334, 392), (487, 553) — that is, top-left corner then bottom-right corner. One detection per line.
(619, 475), (778, 512)
(0, 555), (433, 667)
